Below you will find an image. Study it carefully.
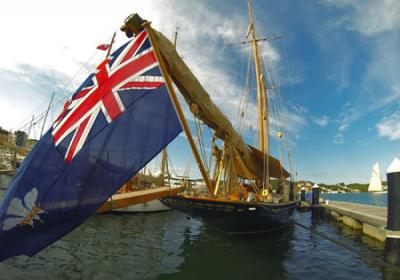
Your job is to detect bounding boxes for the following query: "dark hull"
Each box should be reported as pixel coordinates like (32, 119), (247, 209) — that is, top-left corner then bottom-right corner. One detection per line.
(161, 195), (298, 234)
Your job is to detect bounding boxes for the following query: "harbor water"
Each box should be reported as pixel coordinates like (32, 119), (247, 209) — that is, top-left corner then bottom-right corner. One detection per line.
(0, 175), (396, 279)
(322, 192), (387, 207)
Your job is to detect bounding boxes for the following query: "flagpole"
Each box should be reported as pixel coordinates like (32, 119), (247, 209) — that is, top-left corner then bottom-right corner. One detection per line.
(142, 21), (214, 196)
(106, 32), (116, 58)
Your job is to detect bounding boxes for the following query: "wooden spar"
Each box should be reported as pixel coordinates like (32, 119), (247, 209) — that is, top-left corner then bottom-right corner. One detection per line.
(213, 144), (226, 196)
(248, 0), (270, 188)
(142, 21), (214, 196)
(97, 186), (184, 213)
(160, 149), (168, 186)
(262, 75), (270, 186)
(247, 0), (264, 155)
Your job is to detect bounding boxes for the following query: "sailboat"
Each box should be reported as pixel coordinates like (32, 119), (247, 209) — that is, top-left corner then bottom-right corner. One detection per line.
(368, 162), (386, 193)
(0, 4), (296, 261)
(120, 1), (298, 234)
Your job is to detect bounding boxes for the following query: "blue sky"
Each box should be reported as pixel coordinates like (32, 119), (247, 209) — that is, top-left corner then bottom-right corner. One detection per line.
(0, 0), (399, 184)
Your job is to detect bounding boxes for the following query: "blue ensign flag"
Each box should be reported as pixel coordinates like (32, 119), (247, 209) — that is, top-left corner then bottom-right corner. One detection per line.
(0, 30), (182, 261)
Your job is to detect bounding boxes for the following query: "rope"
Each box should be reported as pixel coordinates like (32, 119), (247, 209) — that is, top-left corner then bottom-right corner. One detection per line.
(237, 49), (252, 134)
(15, 49), (100, 134)
(194, 117), (208, 173)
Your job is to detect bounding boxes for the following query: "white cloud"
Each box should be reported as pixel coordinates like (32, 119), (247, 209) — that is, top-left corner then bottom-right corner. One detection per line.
(333, 123), (349, 144)
(313, 115), (329, 127)
(325, 0), (400, 143)
(327, 0), (400, 36)
(377, 112), (400, 141)
(0, 64), (70, 131)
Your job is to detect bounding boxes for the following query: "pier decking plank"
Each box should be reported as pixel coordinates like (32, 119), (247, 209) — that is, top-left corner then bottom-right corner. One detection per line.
(323, 201), (387, 227)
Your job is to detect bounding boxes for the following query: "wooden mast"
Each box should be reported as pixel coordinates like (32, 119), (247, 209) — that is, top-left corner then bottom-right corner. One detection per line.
(161, 29), (178, 186)
(248, 1), (264, 153)
(248, 0), (270, 190)
(143, 21), (214, 196)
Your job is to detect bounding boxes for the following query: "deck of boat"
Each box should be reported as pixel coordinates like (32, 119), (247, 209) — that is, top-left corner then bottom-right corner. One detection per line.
(97, 186), (184, 213)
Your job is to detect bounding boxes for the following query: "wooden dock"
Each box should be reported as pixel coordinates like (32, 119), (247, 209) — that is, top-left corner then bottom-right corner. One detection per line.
(323, 200), (387, 242)
(96, 186), (184, 213)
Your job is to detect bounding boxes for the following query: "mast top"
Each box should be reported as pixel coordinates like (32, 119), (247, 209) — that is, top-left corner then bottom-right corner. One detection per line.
(121, 13), (146, 37)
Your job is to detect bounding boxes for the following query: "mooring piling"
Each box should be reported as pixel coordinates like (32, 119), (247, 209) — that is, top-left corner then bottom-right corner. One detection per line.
(312, 184), (320, 206)
(300, 187), (305, 202)
(384, 157), (400, 266)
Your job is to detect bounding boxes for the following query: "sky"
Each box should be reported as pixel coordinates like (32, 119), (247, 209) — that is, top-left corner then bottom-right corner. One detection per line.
(0, 0), (399, 184)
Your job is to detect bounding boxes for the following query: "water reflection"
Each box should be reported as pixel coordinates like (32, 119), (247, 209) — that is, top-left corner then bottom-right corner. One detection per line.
(158, 220), (293, 280)
(0, 211), (194, 280)
(0, 174), (12, 191)
(322, 192), (387, 207)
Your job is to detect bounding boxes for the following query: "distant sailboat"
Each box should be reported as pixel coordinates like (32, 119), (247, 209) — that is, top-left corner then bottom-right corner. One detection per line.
(368, 162), (386, 193)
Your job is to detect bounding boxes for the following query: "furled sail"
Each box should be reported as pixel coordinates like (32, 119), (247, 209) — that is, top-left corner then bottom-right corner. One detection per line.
(151, 30), (289, 180)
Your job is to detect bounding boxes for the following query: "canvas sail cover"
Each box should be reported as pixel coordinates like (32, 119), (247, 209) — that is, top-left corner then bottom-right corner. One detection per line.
(368, 162), (383, 192)
(151, 30), (289, 180)
(0, 30), (182, 261)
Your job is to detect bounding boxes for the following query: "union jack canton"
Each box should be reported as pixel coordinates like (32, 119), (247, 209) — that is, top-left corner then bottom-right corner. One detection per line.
(52, 30), (164, 161)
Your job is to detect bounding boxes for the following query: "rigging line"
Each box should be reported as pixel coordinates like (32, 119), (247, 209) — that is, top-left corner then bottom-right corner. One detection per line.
(40, 91), (55, 138)
(262, 57), (281, 126)
(199, 121), (209, 172)
(243, 51), (254, 133)
(266, 60), (294, 178)
(236, 48), (247, 126)
(261, 54), (292, 183)
(183, 157), (192, 178)
(14, 49), (99, 132)
(15, 103), (49, 131)
(167, 156), (178, 178)
(265, 61), (294, 179)
(252, 0), (281, 40)
(238, 48), (252, 134)
(208, 133), (216, 180)
(262, 55), (286, 145)
(196, 120), (207, 170)
(50, 50), (100, 109)
(260, 43), (292, 143)
(294, 220), (400, 273)
(18, 111), (46, 131)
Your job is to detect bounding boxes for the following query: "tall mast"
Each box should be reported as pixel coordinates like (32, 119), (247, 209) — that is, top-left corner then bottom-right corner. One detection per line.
(26, 114), (35, 146)
(247, 0), (264, 154)
(247, 0), (270, 187)
(40, 91), (55, 138)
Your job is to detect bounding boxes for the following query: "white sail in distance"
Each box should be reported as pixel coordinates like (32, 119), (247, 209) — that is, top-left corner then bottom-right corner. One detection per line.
(368, 162), (383, 192)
